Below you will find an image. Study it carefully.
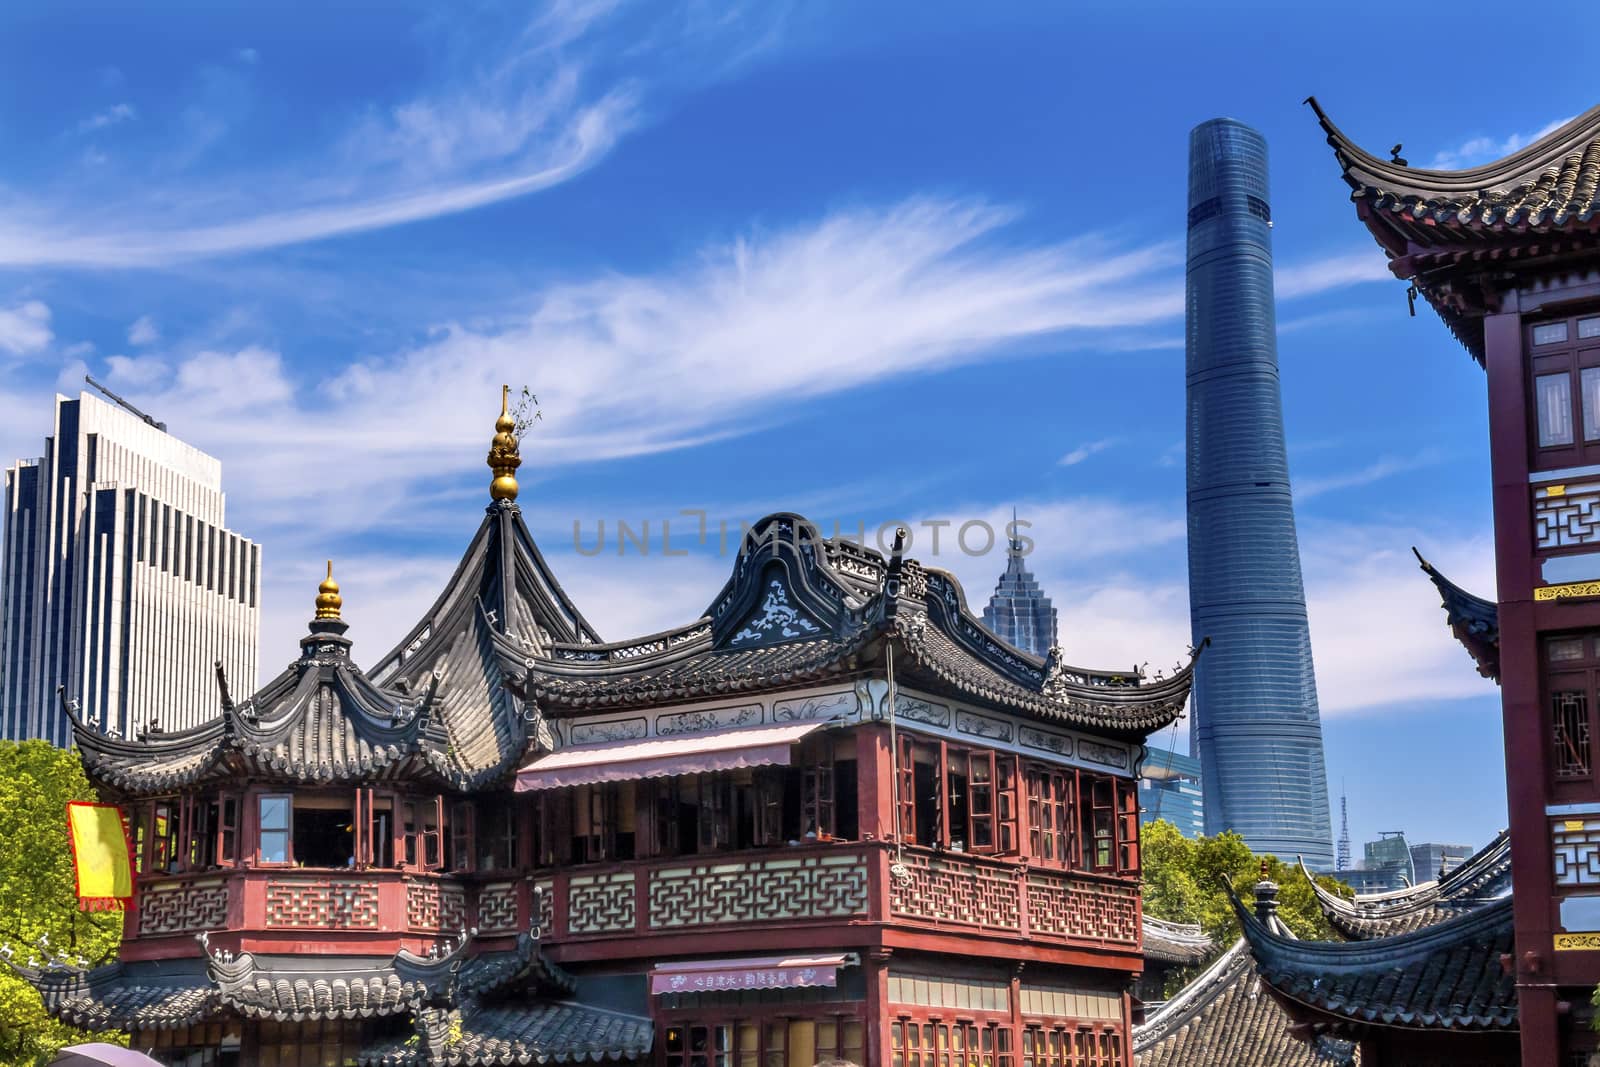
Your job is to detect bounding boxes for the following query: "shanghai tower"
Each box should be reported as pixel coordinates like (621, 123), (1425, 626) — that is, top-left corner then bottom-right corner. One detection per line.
(1185, 119), (1333, 869)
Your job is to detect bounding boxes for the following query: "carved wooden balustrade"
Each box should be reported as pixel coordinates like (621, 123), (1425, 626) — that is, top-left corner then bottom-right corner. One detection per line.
(886, 846), (1141, 950)
(128, 869), (520, 941)
(528, 842), (1140, 952)
(125, 845), (1139, 954)
(533, 844), (876, 939)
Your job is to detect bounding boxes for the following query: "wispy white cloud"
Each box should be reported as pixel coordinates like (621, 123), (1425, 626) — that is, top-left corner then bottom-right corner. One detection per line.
(235, 48), (259, 65)
(0, 3), (789, 269)
(74, 102), (136, 135)
(1299, 522), (1497, 714)
(1296, 451), (1443, 501)
(1427, 115), (1574, 170)
(63, 198), (1187, 540)
(127, 315), (159, 346)
(0, 300), (52, 356)
(1275, 251), (1392, 300)
(1059, 438), (1118, 467)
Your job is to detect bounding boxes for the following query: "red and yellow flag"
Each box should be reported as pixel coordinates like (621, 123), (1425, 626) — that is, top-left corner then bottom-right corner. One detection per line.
(66, 801), (134, 911)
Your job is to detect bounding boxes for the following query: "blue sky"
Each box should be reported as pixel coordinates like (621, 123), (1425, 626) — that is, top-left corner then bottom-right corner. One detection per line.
(1, 0), (1586, 855)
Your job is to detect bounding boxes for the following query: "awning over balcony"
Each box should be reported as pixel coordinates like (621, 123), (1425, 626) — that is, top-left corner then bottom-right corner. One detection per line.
(514, 721), (829, 792)
(649, 954), (857, 995)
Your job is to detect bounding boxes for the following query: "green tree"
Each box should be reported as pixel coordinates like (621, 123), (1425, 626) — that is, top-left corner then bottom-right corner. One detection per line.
(0, 741), (124, 1064)
(1141, 819), (1353, 991)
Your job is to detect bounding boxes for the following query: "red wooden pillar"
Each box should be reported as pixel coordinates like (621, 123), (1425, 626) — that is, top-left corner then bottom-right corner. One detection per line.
(867, 950), (892, 1067)
(1485, 307), (1561, 1065)
(857, 724), (895, 843)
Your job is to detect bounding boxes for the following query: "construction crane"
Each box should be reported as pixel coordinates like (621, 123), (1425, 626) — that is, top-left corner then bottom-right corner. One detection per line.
(84, 374), (166, 432)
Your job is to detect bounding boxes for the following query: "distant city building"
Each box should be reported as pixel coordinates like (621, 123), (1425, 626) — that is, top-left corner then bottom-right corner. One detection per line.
(1184, 117), (1334, 869)
(1140, 745), (1204, 839)
(1336, 791), (1352, 871)
(1334, 833), (1415, 894)
(981, 517), (1058, 658)
(0, 391), (260, 744)
(1411, 842), (1475, 884)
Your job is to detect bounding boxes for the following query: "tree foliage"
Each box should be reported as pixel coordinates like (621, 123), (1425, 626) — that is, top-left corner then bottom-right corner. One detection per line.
(1140, 819), (1354, 986)
(0, 741), (124, 1064)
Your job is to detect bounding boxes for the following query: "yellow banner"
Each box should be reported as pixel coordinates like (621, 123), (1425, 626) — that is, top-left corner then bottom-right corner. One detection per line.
(67, 802), (134, 909)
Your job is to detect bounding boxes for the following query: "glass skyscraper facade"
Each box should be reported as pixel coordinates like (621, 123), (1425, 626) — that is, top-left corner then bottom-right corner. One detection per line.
(981, 527), (1058, 658)
(1, 392), (261, 744)
(1185, 119), (1334, 869)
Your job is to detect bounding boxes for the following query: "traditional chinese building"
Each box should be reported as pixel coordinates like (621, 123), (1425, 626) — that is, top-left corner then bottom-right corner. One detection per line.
(1308, 95), (1600, 1065)
(11, 392), (1202, 1066)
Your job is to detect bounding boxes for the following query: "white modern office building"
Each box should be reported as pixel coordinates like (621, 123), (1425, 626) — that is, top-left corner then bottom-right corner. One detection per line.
(0, 391), (260, 744)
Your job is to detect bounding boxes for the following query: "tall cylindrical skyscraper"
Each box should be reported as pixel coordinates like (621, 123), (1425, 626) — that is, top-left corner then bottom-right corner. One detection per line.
(1185, 119), (1333, 869)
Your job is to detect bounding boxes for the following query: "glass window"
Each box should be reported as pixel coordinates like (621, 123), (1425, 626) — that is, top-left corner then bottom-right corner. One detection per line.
(1538, 373), (1575, 447)
(259, 795), (290, 864)
(1551, 637), (1587, 662)
(1536, 321), (1571, 345)
(1581, 317), (1600, 340)
(1583, 368), (1600, 442)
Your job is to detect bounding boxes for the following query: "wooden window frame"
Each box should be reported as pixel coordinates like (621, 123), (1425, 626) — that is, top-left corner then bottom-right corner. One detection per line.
(1528, 309), (1600, 471)
(257, 793), (292, 867)
(891, 1011), (1017, 1067)
(1545, 632), (1600, 798)
(660, 1009), (867, 1067)
(1025, 765), (1075, 869)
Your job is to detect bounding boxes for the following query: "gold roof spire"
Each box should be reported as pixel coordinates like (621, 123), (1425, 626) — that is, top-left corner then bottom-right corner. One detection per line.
(487, 384), (522, 503)
(315, 560), (343, 620)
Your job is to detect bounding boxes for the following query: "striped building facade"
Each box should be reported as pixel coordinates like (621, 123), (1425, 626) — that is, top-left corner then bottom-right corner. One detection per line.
(0, 392), (259, 744)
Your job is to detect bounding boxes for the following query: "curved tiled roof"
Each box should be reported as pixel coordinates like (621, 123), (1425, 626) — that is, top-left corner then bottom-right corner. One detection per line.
(1414, 549), (1499, 683)
(527, 514), (1198, 737)
(1142, 916), (1216, 966)
(21, 959), (220, 1031)
(1311, 97), (1600, 231)
(74, 503), (1196, 797)
(360, 1001), (654, 1066)
(1309, 96), (1600, 365)
(1134, 940), (1356, 1067)
(1234, 891), (1517, 1034)
(1305, 830), (1511, 941)
(209, 954), (423, 1020)
(72, 619), (456, 795)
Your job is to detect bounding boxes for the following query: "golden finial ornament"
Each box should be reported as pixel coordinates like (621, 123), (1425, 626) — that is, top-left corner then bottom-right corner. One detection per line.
(315, 560), (343, 620)
(487, 384), (521, 503)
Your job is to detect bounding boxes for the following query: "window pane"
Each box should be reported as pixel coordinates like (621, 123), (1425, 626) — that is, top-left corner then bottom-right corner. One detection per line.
(1551, 637), (1587, 662)
(1583, 368), (1600, 442)
(1581, 317), (1600, 339)
(1536, 322), (1570, 345)
(1538, 373), (1575, 447)
(261, 830), (289, 864)
(260, 796), (290, 831)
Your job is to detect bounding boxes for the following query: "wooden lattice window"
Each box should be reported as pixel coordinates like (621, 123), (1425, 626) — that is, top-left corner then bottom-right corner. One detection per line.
(1116, 780), (1141, 874)
(801, 738), (836, 838)
(1085, 777), (1116, 873)
(997, 754), (1019, 854)
(1555, 688), (1592, 779)
(216, 794), (238, 868)
(1546, 633), (1600, 795)
(1026, 767), (1074, 867)
(892, 1018), (1016, 1067)
(664, 1016), (864, 1067)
